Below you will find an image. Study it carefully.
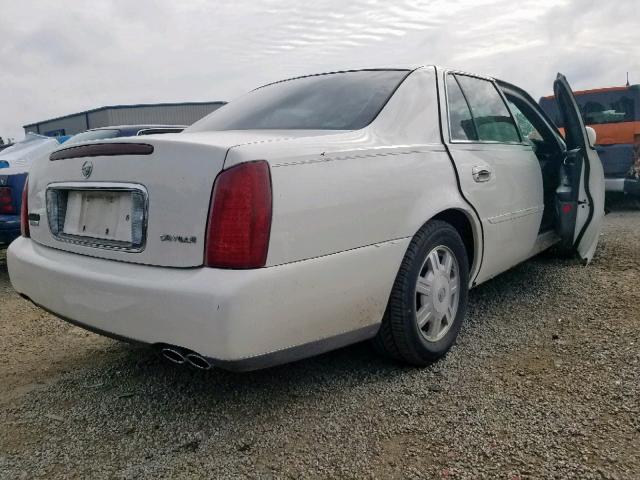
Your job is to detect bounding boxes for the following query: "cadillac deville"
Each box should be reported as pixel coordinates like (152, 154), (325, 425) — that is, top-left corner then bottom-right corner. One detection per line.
(7, 66), (605, 371)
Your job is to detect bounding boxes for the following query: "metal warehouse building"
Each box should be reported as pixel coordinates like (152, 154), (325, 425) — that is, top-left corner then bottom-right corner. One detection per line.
(23, 101), (226, 136)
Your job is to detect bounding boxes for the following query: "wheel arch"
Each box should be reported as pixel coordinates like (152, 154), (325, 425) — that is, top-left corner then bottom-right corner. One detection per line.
(419, 208), (482, 284)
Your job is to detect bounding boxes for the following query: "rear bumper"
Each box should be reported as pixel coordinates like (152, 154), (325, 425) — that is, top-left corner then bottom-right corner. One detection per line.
(7, 237), (406, 370)
(0, 215), (20, 245)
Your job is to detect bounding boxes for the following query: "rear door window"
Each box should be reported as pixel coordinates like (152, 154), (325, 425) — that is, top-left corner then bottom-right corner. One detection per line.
(455, 75), (521, 143)
(446, 75), (478, 141)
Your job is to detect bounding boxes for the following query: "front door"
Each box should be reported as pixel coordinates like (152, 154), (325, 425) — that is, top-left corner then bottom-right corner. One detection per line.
(553, 73), (605, 263)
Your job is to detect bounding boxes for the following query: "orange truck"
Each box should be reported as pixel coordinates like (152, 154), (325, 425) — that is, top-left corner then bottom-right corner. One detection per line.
(540, 84), (640, 195)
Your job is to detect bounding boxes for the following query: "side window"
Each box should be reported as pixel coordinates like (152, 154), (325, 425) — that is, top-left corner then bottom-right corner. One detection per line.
(455, 75), (521, 143)
(507, 100), (543, 144)
(446, 75), (478, 141)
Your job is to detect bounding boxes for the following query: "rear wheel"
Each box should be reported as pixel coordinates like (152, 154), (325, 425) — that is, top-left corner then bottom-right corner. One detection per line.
(373, 220), (469, 365)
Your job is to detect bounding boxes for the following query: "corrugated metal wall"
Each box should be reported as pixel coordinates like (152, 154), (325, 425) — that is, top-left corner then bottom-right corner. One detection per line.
(24, 103), (224, 136)
(25, 115), (88, 136)
(88, 110), (110, 130)
(107, 104), (221, 127)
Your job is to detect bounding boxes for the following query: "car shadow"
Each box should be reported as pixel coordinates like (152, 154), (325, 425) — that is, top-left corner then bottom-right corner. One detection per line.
(605, 192), (640, 212)
(1, 220), (612, 417)
(62, 251), (561, 412)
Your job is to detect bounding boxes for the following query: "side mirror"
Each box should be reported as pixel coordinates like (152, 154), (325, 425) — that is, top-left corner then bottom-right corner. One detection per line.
(586, 126), (597, 147)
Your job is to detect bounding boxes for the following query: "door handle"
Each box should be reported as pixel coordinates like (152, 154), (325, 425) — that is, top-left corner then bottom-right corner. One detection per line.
(472, 165), (492, 183)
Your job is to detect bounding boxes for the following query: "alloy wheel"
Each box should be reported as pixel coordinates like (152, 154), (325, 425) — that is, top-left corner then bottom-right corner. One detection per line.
(415, 245), (460, 342)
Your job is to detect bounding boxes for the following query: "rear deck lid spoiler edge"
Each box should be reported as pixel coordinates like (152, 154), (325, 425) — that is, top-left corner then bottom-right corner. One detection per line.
(50, 143), (154, 161)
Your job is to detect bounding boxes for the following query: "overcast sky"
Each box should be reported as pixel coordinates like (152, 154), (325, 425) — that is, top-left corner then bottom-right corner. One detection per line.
(1, 0), (638, 141)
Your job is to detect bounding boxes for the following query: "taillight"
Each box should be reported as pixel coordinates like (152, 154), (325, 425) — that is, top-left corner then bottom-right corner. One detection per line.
(20, 179), (29, 237)
(0, 186), (14, 214)
(205, 161), (272, 269)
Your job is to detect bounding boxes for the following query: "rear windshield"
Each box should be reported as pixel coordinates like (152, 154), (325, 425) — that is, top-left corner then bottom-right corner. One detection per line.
(539, 87), (639, 127)
(64, 129), (121, 145)
(187, 70), (409, 132)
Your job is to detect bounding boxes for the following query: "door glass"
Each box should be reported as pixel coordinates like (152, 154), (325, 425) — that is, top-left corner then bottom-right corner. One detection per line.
(455, 75), (521, 143)
(446, 75), (478, 141)
(507, 100), (543, 144)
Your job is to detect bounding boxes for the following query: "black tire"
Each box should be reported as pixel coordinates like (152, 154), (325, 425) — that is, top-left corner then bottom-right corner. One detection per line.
(372, 220), (469, 365)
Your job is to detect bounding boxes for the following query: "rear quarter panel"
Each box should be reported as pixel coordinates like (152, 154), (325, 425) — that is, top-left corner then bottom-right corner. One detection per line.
(226, 67), (482, 275)
(264, 146), (466, 265)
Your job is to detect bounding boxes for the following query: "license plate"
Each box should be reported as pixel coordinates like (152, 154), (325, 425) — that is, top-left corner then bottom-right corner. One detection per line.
(63, 190), (134, 242)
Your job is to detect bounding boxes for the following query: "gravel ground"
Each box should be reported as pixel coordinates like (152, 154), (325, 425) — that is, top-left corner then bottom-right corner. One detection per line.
(1, 203), (639, 479)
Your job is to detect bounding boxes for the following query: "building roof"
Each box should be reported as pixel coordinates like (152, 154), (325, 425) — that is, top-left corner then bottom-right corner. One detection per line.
(23, 101), (226, 129)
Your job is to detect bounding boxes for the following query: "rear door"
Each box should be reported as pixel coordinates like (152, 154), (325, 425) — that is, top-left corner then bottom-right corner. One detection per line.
(441, 70), (545, 284)
(553, 73), (605, 263)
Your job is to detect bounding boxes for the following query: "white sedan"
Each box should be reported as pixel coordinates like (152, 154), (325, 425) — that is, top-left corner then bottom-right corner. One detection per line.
(7, 66), (605, 371)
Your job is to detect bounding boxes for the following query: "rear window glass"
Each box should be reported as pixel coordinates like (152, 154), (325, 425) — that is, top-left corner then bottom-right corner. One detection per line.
(447, 75), (478, 141)
(187, 70), (409, 132)
(64, 129), (120, 145)
(540, 88), (639, 127)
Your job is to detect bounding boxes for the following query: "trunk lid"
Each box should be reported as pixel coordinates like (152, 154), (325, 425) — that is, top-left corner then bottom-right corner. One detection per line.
(27, 130), (332, 267)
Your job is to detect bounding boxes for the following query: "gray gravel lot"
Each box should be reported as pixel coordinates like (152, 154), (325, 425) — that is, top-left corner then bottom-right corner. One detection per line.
(1, 204), (639, 479)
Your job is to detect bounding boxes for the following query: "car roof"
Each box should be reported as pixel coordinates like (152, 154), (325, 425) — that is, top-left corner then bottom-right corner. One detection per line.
(252, 66), (513, 93)
(255, 66), (431, 90)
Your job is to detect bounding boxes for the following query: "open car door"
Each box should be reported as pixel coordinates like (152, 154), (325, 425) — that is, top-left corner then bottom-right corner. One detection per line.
(553, 73), (605, 264)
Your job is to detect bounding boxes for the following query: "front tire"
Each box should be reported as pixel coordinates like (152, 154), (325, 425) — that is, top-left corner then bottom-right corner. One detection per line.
(373, 220), (469, 365)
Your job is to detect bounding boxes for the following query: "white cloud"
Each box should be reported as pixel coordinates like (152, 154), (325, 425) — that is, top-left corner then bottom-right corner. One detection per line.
(1, 0), (638, 141)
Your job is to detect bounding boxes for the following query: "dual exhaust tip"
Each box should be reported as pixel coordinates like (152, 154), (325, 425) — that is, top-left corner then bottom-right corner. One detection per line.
(159, 346), (211, 370)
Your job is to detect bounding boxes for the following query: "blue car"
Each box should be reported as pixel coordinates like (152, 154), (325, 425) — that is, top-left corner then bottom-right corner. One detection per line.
(0, 173), (27, 244)
(0, 134), (67, 245)
(0, 126), (185, 246)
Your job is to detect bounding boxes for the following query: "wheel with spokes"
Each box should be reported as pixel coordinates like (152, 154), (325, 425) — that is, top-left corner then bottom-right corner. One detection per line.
(373, 220), (469, 365)
(416, 245), (460, 342)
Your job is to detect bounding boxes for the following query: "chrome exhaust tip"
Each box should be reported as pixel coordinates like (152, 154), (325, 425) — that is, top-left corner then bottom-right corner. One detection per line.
(185, 353), (211, 370)
(161, 347), (187, 365)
